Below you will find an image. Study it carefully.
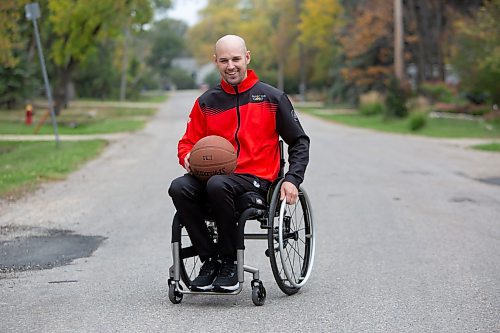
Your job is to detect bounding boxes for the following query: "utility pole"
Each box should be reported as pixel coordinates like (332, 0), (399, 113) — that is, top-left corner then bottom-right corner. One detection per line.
(25, 2), (60, 146)
(394, 0), (404, 81)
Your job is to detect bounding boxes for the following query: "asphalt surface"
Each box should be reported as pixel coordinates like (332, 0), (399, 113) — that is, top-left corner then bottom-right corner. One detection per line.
(1, 90), (499, 332)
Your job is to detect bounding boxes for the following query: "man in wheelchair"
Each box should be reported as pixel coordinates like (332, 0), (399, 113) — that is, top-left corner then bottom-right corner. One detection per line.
(168, 34), (309, 292)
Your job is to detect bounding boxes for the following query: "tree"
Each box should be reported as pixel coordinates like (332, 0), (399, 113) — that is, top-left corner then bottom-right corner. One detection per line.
(0, 0), (38, 109)
(339, 0), (393, 99)
(451, 0), (500, 104)
(187, 0), (242, 64)
(0, 0), (31, 68)
(299, 0), (343, 90)
(146, 18), (189, 82)
(47, 0), (168, 109)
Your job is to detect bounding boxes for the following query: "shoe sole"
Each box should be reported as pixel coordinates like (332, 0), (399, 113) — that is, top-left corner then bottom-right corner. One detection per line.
(213, 282), (239, 292)
(190, 284), (213, 291)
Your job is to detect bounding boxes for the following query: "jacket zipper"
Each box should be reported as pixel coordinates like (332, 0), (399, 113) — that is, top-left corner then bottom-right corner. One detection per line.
(234, 86), (241, 157)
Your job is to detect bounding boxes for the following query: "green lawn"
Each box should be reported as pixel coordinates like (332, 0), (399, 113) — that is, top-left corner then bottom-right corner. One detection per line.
(137, 91), (169, 103)
(0, 99), (161, 200)
(302, 109), (500, 139)
(0, 105), (157, 135)
(472, 142), (500, 152)
(0, 140), (107, 200)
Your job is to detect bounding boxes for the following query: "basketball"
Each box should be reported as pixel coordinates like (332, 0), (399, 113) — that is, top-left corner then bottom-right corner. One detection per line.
(189, 135), (237, 181)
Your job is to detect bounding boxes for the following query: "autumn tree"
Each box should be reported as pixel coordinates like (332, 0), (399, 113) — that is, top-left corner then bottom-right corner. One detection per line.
(0, 1), (43, 108)
(339, 0), (393, 100)
(187, 0), (242, 64)
(450, 0), (500, 103)
(299, 0), (343, 91)
(47, 0), (171, 109)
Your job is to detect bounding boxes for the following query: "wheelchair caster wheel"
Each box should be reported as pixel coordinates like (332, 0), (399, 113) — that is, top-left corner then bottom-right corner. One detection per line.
(168, 283), (183, 304)
(251, 280), (266, 306)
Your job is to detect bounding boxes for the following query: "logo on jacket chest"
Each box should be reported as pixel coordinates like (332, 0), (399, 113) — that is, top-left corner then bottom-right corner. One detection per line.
(251, 94), (267, 102)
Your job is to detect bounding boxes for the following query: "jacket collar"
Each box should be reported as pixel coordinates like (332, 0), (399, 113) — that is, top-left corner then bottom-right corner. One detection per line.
(220, 70), (259, 94)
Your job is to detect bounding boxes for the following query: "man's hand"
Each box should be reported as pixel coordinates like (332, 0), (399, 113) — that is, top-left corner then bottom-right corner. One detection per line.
(280, 181), (298, 204)
(184, 152), (191, 172)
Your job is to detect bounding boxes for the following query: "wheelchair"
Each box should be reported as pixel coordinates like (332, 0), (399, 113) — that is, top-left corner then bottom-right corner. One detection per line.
(168, 142), (315, 306)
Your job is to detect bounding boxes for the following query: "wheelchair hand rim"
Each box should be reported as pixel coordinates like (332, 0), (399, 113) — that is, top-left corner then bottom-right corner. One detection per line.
(278, 191), (315, 288)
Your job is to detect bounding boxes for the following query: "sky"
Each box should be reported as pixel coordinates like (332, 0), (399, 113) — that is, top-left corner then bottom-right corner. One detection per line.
(165, 0), (208, 26)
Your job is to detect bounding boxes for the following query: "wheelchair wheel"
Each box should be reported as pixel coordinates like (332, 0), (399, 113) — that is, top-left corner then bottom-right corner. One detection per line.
(267, 179), (315, 295)
(168, 283), (183, 304)
(178, 226), (200, 287)
(178, 222), (217, 288)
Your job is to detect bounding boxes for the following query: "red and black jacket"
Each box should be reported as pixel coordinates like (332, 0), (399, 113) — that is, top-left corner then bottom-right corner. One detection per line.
(178, 70), (309, 188)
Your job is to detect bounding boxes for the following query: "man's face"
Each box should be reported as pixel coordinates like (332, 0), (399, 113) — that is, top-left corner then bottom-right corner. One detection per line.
(214, 43), (250, 86)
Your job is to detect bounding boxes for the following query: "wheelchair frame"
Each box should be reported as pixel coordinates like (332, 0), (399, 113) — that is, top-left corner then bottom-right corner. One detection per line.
(168, 142), (315, 306)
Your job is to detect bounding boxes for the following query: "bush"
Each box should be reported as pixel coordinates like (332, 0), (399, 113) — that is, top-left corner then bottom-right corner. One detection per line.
(385, 77), (409, 118)
(421, 82), (455, 103)
(408, 112), (427, 131)
(167, 68), (196, 90)
(359, 102), (385, 116)
(203, 70), (220, 88)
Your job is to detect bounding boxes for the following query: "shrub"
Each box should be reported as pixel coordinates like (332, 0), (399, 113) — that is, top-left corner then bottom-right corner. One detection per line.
(421, 82), (454, 103)
(408, 112), (427, 131)
(359, 102), (385, 116)
(385, 77), (409, 118)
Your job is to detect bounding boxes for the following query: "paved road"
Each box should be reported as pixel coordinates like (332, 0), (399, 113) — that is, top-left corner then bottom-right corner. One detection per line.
(1, 90), (499, 332)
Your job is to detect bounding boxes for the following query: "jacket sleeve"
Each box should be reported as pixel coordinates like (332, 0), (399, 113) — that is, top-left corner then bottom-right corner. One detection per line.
(177, 99), (206, 167)
(276, 93), (310, 189)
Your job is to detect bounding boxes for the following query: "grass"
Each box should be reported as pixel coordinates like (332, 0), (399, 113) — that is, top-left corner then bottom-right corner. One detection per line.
(0, 104), (157, 135)
(0, 98), (162, 200)
(137, 91), (169, 103)
(472, 142), (500, 152)
(301, 109), (500, 139)
(0, 140), (107, 200)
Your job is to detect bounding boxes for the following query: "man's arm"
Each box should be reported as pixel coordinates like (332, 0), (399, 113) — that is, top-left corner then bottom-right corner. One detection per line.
(276, 93), (310, 203)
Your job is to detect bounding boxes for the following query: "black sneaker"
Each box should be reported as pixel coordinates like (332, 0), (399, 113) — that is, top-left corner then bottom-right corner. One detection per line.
(213, 258), (239, 292)
(189, 258), (220, 291)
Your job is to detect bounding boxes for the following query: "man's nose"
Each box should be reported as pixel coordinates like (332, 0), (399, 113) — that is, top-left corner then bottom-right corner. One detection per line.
(227, 60), (235, 69)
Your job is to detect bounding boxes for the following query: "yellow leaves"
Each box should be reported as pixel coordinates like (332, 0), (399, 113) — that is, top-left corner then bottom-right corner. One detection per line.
(0, 0), (31, 67)
(47, 0), (150, 67)
(187, 1), (242, 63)
(299, 0), (343, 50)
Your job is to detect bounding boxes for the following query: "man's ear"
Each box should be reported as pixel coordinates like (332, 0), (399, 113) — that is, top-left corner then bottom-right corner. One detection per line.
(246, 51), (251, 65)
(213, 54), (217, 64)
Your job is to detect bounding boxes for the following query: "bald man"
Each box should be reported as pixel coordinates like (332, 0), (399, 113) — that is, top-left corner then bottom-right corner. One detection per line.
(169, 35), (310, 292)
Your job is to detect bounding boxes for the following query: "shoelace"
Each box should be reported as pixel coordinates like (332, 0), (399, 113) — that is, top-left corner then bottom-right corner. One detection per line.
(218, 260), (236, 277)
(199, 260), (217, 275)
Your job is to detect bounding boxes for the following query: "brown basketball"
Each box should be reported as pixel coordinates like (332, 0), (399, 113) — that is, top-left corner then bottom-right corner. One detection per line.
(189, 135), (237, 181)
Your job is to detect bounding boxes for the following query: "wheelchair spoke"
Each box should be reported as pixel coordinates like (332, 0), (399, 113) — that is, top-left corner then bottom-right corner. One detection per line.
(268, 180), (315, 293)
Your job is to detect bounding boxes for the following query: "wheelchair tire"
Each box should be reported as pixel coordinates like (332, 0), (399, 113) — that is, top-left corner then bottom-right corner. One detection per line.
(178, 226), (202, 288)
(168, 284), (183, 304)
(178, 222), (217, 288)
(251, 281), (266, 306)
(267, 179), (315, 295)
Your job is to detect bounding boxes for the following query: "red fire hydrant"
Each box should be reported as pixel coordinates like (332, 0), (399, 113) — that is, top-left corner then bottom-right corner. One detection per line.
(25, 104), (33, 125)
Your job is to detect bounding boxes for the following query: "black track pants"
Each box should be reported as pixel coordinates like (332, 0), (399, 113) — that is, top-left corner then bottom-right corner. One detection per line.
(168, 173), (269, 260)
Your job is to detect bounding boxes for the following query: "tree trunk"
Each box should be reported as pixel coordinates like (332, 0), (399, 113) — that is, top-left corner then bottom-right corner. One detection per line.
(54, 59), (76, 114)
(394, 0), (404, 81)
(119, 25), (129, 101)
